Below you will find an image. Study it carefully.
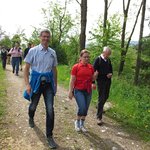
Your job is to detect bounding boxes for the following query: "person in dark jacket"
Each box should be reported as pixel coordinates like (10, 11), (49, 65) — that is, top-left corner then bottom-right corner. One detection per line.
(24, 43), (32, 59)
(0, 46), (8, 70)
(93, 46), (113, 126)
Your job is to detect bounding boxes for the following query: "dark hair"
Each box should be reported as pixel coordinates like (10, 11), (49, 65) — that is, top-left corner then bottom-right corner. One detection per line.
(40, 29), (51, 36)
(80, 49), (90, 57)
(28, 43), (32, 46)
(15, 41), (20, 45)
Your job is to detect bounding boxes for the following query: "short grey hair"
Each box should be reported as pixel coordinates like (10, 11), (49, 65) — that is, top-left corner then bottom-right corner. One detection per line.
(103, 46), (111, 52)
(40, 29), (51, 36)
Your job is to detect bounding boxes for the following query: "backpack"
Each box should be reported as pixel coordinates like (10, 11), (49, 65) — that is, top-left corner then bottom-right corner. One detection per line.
(12, 47), (21, 52)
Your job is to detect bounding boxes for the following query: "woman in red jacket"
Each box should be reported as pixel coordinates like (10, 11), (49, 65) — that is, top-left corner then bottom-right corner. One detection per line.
(68, 49), (96, 132)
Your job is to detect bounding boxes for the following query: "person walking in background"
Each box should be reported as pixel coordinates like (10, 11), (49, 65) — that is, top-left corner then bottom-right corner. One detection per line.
(93, 46), (113, 126)
(8, 42), (22, 76)
(20, 53), (23, 71)
(23, 29), (58, 149)
(0, 46), (8, 70)
(24, 43), (31, 59)
(68, 50), (96, 132)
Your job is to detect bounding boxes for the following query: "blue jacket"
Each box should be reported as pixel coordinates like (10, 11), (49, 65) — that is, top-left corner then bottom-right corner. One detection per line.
(23, 70), (56, 101)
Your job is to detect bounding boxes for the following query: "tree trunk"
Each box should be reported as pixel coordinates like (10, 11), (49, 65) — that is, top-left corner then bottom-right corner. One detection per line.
(118, 1), (143, 76)
(80, 0), (87, 51)
(118, 0), (131, 76)
(134, 0), (147, 85)
(103, 0), (108, 47)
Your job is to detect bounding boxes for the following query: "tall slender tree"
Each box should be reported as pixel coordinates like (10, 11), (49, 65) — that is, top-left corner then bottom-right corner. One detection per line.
(118, 0), (143, 76)
(76, 0), (87, 51)
(118, 0), (131, 75)
(134, 0), (147, 85)
(103, 0), (112, 47)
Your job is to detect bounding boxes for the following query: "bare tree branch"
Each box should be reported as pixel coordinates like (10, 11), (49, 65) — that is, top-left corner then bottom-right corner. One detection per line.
(126, 1), (143, 51)
(58, 0), (67, 44)
(107, 0), (113, 9)
(123, 0), (125, 12)
(76, 0), (81, 6)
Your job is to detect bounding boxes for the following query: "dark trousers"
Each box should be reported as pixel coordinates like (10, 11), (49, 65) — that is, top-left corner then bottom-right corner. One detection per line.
(29, 83), (54, 137)
(2, 58), (7, 69)
(11, 57), (20, 74)
(97, 79), (111, 120)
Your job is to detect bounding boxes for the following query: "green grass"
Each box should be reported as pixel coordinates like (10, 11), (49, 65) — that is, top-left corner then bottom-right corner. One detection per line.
(0, 65), (6, 120)
(57, 65), (71, 89)
(57, 65), (150, 141)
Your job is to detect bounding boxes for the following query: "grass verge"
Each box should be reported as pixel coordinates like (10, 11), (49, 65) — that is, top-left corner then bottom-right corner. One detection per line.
(0, 67), (6, 120)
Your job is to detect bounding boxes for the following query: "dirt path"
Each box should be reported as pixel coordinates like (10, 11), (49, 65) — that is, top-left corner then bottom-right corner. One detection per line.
(0, 65), (149, 150)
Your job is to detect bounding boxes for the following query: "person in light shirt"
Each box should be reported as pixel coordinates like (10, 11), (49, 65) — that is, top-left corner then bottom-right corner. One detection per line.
(24, 29), (58, 149)
(8, 42), (22, 76)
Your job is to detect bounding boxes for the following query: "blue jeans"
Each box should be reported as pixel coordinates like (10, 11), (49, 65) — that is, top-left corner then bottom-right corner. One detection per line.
(29, 83), (54, 137)
(11, 57), (20, 74)
(74, 89), (92, 116)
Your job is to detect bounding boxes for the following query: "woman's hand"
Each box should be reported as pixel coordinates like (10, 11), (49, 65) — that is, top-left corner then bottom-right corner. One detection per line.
(92, 83), (96, 90)
(93, 71), (99, 80)
(68, 91), (74, 100)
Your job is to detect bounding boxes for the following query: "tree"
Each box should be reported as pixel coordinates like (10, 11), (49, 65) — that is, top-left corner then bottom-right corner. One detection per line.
(103, 0), (112, 47)
(118, 0), (143, 76)
(40, 0), (74, 64)
(76, 0), (87, 51)
(134, 0), (147, 85)
(89, 14), (121, 50)
(42, 0), (73, 48)
(0, 36), (11, 49)
(11, 34), (21, 46)
(28, 27), (40, 45)
(0, 26), (5, 39)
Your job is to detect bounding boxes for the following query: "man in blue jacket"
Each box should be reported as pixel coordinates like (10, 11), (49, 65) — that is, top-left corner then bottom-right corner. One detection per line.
(24, 29), (58, 149)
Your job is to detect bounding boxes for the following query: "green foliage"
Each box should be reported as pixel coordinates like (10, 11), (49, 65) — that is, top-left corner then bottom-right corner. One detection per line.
(11, 34), (21, 46)
(139, 36), (150, 85)
(41, 1), (73, 47)
(28, 1), (75, 64)
(57, 65), (70, 88)
(107, 76), (150, 141)
(0, 65), (6, 119)
(62, 35), (80, 66)
(28, 27), (40, 46)
(0, 36), (11, 49)
(89, 14), (122, 49)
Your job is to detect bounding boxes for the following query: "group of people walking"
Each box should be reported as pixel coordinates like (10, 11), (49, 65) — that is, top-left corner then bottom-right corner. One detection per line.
(0, 42), (33, 75)
(23, 29), (113, 149)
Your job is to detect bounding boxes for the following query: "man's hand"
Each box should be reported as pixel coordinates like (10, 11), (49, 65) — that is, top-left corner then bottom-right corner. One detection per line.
(26, 84), (31, 95)
(68, 91), (73, 100)
(107, 73), (112, 78)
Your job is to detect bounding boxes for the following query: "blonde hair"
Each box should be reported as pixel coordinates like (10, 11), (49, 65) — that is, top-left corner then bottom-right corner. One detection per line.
(80, 49), (90, 57)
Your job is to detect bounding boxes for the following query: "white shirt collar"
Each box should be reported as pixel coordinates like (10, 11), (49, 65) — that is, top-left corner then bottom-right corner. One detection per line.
(39, 44), (50, 52)
(100, 54), (107, 61)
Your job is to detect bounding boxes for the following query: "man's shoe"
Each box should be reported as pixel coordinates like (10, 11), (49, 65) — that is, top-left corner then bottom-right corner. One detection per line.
(12, 70), (15, 73)
(97, 119), (103, 126)
(29, 118), (34, 128)
(47, 136), (58, 149)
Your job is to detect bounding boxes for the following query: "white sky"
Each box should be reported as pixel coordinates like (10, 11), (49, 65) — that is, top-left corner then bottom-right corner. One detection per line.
(0, 0), (149, 41)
